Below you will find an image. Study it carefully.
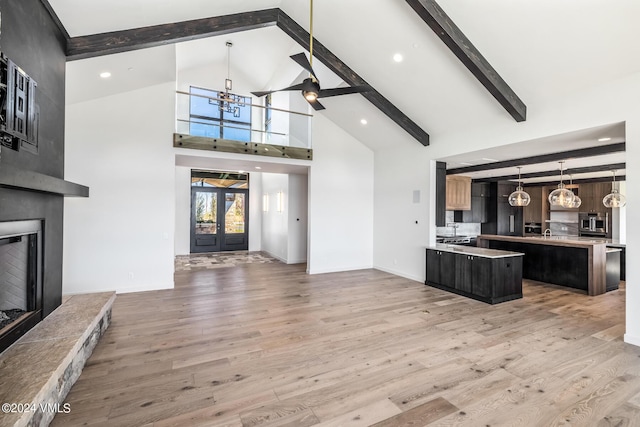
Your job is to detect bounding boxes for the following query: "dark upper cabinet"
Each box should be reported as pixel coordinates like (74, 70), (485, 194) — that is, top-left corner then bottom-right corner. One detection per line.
(454, 182), (489, 223)
(435, 162), (446, 227)
(481, 181), (523, 236)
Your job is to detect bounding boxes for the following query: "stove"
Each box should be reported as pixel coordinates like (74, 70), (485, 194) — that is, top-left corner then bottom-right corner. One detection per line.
(436, 235), (472, 244)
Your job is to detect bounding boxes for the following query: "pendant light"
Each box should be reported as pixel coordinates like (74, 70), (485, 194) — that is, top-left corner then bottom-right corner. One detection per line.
(603, 170), (627, 208)
(548, 161), (575, 208)
(508, 167), (531, 207)
(564, 174), (582, 208)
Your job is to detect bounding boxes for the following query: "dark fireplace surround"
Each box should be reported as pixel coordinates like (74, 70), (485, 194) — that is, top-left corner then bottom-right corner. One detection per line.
(0, 219), (42, 352)
(0, 0), (89, 354)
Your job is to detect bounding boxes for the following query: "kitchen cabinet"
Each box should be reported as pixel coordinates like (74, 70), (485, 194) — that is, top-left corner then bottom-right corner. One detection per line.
(478, 235), (608, 294)
(454, 182), (489, 223)
(523, 186), (542, 223)
(446, 175), (471, 211)
(425, 247), (523, 304)
(579, 182), (613, 214)
(435, 162), (446, 227)
(426, 248), (455, 287)
(454, 253), (491, 296)
(481, 182), (523, 236)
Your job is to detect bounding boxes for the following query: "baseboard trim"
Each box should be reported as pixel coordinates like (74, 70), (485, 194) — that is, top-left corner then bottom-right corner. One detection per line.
(624, 333), (640, 348)
(307, 265), (373, 275)
(374, 266), (422, 283)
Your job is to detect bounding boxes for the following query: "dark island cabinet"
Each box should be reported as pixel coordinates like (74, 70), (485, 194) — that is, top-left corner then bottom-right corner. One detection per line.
(426, 249), (456, 287)
(426, 248), (523, 304)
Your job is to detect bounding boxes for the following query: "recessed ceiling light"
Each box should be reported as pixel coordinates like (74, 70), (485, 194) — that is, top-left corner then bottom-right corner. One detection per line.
(482, 157), (499, 162)
(360, 119), (368, 125)
(459, 162), (474, 166)
(393, 53), (403, 63)
(255, 166), (262, 170)
(598, 137), (611, 142)
(99, 72), (111, 79)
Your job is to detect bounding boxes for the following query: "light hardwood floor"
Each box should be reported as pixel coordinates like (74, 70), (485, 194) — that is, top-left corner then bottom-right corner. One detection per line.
(52, 260), (640, 426)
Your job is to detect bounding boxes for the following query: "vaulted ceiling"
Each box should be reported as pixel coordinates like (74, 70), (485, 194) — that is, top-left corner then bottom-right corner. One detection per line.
(51, 0), (639, 175)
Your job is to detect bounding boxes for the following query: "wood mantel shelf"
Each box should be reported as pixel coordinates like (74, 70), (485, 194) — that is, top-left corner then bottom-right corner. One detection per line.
(477, 234), (608, 296)
(0, 164), (89, 197)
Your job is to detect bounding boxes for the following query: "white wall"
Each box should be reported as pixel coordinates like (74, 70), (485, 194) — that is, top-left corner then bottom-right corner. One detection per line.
(308, 114), (374, 274)
(373, 144), (430, 282)
(373, 71), (640, 346)
(248, 172), (263, 252)
(63, 82), (176, 294)
(261, 172), (289, 262)
(287, 174), (308, 263)
(174, 166), (191, 254)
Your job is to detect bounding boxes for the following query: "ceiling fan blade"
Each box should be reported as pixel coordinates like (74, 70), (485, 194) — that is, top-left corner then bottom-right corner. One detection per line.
(307, 98), (325, 111)
(251, 83), (306, 98)
(290, 53), (317, 79)
(251, 90), (274, 97)
(317, 85), (370, 98)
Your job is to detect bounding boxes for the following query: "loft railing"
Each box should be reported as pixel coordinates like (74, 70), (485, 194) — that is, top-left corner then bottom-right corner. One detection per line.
(175, 90), (313, 151)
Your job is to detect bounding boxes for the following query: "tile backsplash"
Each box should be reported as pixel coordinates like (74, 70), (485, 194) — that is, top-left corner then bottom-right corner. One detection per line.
(436, 211), (482, 236)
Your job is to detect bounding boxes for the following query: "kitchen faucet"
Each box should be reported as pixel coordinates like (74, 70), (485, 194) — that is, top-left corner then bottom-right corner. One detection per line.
(446, 222), (459, 236)
(543, 228), (552, 238)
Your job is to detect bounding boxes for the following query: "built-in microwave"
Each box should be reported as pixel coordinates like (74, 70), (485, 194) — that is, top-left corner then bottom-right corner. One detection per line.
(579, 212), (608, 236)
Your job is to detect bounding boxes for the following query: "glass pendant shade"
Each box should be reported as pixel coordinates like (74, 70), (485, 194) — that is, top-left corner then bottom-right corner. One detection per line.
(548, 183), (575, 207)
(564, 174), (581, 208)
(603, 189), (627, 208)
(509, 186), (531, 207)
(565, 193), (582, 208)
(548, 161), (575, 207)
(602, 171), (627, 208)
(509, 167), (531, 207)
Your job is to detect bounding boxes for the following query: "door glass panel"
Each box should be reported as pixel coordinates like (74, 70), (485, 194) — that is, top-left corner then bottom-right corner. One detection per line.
(225, 193), (245, 234)
(195, 191), (217, 235)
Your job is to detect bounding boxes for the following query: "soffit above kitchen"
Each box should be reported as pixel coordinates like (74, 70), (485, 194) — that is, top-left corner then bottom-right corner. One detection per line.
(438, 122), (626, 185)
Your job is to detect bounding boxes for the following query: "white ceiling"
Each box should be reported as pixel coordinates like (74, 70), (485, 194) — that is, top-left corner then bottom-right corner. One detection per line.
(438, 122), (626, 184)
(53, 0), (638, 174)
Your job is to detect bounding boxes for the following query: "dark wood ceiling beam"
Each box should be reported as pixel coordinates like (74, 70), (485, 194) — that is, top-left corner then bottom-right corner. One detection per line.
(404, 0), (526, 122)
(474, 162), (626, 182)
(66, 9), (280, 60)
(64, 8), (430, 146)
(275, 10), (429, 146)
(446, 142), (626, 175)
(520, 175), (625, 187)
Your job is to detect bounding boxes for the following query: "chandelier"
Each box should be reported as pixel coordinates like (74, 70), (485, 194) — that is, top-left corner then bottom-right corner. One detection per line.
(216, 41), (246, 118)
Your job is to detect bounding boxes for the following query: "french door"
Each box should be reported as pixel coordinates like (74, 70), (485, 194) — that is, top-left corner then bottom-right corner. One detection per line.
(190, 187), (249, 253)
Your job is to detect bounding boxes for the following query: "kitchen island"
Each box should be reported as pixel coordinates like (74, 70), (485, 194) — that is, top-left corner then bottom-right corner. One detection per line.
(477, 234), (613, 296)
(426, 244), (524, 304)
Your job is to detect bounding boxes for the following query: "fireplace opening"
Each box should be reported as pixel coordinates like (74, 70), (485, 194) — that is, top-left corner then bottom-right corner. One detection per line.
(0, 220), (42, 353)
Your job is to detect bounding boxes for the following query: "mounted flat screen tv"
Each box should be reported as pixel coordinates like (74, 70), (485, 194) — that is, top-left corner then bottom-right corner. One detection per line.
(0, 52), (39, 154)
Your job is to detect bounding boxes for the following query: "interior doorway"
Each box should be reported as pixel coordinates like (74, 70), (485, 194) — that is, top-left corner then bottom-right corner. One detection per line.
(190, 170), (249, 253)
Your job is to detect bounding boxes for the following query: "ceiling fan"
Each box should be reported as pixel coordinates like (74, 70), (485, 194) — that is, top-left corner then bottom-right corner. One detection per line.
(251, 0), (370, 111)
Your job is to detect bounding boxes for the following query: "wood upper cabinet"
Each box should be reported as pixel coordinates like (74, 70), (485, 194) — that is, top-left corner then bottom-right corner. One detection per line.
(523, 186), (542, 223)
(446, 175), (471, 211)
(579, 182), (613, 213)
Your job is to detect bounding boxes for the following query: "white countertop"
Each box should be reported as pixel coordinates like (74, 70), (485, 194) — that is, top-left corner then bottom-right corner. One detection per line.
(427, 244), (524, 259)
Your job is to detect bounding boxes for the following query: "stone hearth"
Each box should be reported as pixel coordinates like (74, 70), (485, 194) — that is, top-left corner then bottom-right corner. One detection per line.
(0, 292), (115, 427)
